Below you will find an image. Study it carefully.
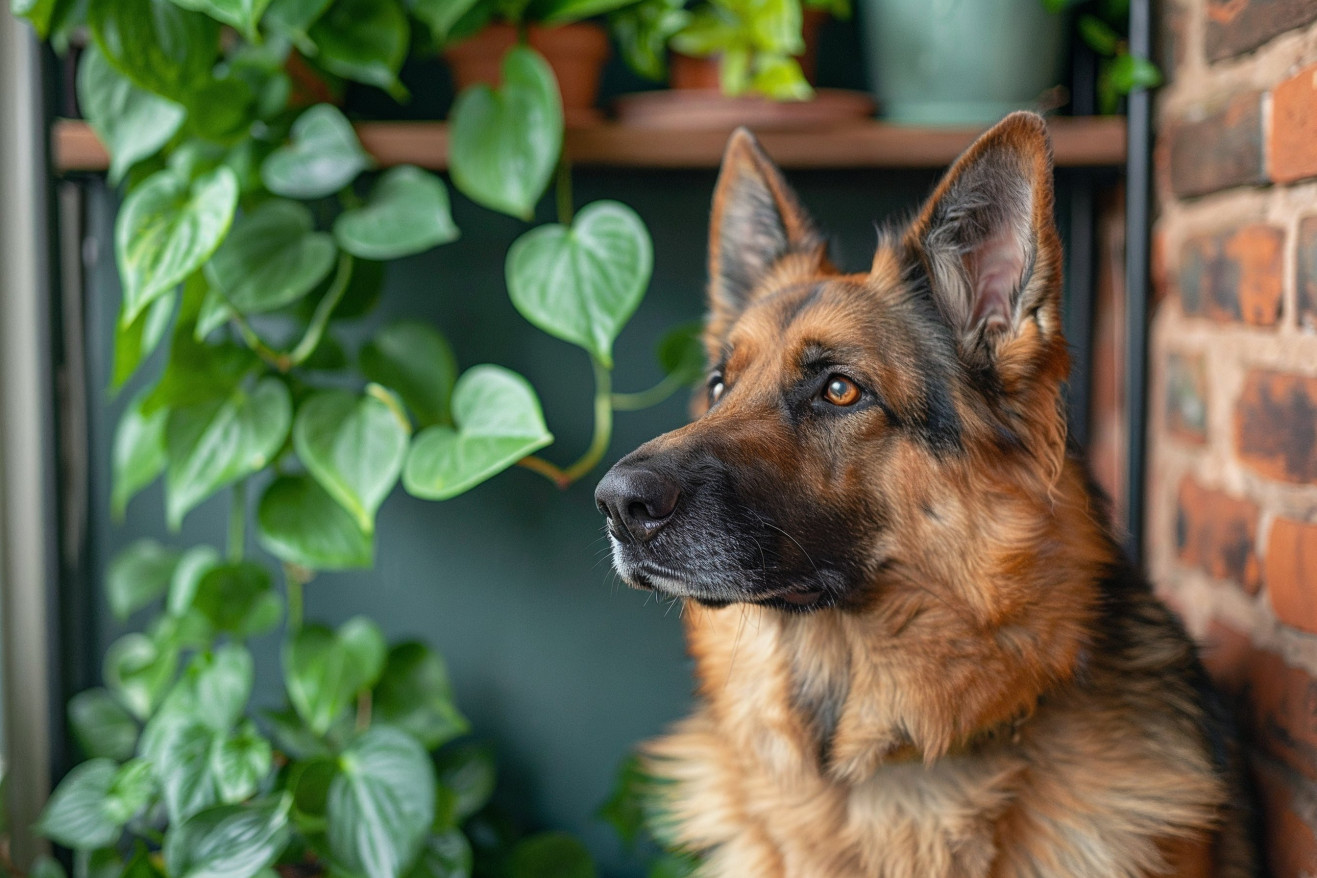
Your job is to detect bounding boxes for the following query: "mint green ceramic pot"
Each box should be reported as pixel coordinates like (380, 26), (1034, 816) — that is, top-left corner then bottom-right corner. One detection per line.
(862, 0), (1065, 125)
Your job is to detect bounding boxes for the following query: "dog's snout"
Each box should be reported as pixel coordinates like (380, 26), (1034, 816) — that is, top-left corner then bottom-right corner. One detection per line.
(595, 466), (681, 543)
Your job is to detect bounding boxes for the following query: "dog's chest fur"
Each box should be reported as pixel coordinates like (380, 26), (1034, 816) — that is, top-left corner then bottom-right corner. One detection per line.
(645, 583), (1229, 878)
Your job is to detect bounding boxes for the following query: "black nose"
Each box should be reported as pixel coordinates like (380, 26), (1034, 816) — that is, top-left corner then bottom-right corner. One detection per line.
(595, 465), (681, 543)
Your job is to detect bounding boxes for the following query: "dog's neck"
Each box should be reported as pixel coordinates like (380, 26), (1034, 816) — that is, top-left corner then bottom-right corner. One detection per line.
(682, 455), (1109, 788)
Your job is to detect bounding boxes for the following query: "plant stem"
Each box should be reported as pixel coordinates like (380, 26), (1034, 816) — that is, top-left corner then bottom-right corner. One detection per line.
(228, 479), (247, 561)
(555, 158), (574, 226)
(355, 690), (372, 732)
(229, 309), (291, 372)
(289, 253), (354, 367)
(284, 564), (308, 634)
(611, 373), (686, 411)
(517, 357), (613, 489)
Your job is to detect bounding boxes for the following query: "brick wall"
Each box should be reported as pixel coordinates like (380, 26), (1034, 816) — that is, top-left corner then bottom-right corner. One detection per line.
(1151, 1), (1317, 873)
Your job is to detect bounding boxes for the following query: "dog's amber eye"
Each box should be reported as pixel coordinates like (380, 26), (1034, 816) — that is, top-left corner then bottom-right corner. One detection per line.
(823, 376), (861, 406)
(708, 376), (726, 404)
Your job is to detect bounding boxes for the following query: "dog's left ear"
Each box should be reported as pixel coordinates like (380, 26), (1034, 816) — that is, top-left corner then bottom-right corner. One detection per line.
(902, 112), (1064, 374)
(707, 128), (826, 343)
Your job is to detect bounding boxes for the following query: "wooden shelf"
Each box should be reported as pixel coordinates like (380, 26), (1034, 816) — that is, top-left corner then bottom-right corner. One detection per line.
(52, 116), (1126, 174)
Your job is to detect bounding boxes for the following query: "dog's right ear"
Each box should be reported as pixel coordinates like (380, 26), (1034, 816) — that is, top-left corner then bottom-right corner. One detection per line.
(707, 128), (825, 341)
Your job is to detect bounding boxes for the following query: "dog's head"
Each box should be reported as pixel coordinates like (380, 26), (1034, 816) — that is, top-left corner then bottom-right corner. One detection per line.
(596, 113), (1070, 614)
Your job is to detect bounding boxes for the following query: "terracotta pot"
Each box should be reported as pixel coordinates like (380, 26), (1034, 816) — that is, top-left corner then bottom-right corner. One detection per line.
(444, 22), (610, 125)
(669, 8), (828, 90)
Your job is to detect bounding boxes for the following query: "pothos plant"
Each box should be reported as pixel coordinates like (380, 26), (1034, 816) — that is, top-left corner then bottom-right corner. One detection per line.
(8, 0), (714, 876)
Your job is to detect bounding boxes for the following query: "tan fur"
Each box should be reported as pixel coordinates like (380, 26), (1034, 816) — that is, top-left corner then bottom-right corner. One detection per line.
(605, 115), (1255, 878)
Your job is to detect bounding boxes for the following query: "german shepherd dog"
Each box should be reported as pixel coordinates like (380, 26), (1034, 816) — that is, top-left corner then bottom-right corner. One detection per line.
(595, 113), (1256, 877)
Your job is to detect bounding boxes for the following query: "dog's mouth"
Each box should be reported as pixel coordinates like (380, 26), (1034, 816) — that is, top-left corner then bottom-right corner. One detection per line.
(614, 549), (832, 612)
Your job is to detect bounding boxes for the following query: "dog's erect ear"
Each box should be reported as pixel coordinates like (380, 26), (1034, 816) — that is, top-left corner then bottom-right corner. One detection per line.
(707, 128), (824, 339)
(902, 112), (1064, 370)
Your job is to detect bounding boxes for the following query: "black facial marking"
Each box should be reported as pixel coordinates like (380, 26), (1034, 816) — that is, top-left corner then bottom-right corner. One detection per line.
(775, 283), (825, 332)
(919, 372), (963, 453)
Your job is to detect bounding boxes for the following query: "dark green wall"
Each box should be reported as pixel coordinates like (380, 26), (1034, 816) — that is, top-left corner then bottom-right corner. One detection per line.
(85, 164), (1096, 875)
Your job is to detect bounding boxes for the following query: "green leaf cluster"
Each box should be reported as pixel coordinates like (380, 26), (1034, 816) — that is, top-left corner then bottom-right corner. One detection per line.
(11, 0), (737, 872)
(1045, 0), (1162, 113)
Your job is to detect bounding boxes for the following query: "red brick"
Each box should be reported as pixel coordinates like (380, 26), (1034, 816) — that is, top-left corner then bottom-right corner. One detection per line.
(1247, 649), (1317, 782)
(1158, 2), (1187, 84)
(1267, 518), (1317, 635)
(1296, 216), (1317, 329)
(1271, 64), (1317, 184)
(1167, 93), (1267, 197)
(1178, 225), (1283, 325)
(1235, 371), (1317, 484)
(1165, 351), (1209, 443)
(1175, 477), (1263, 593)
(1205, 0), (1317, 61)
(1252, 758), (1317, 878)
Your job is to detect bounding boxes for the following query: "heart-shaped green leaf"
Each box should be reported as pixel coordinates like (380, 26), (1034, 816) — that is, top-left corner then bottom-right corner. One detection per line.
(117, 168), (239, 325)
(284, 618), (386, 736)
(104, 632), (178, 721)
(373, 642), (469, 750)
(408, 0), (480, 42)
(359, 321), (457, 428)
(264, 0), (333, 42)
(308, 0), (409, 94)
(165, 378), (292, 529)
(506, 200), (652, 367)
(403, 365), (552, 500)
(408, 830), (473, 878)
(166, 544), (222, 616)
(191, 563), (282, 638)
(90, 0), (219, 100)
(68, 688), (140, 762)
(449, 46), (562, 219)
(78, 45), (186, 184)
(327, 727), (436, 878)
(213, 721), (274, 802)
(37, 759), (131, 850)
(334, 166), (459, 260)
(112, 289), (176, 393)
(293, 390), (408, 534)
(112, 390), (169, 520)
(205, 200), (337, 316)
(434, 741), (495, 823)
(108, 539), (181, 620)
(261, 104), (371, 199)
(169, 0), (273, 40)
(257, 474), (373, 570)
(163, 797), (290, 878)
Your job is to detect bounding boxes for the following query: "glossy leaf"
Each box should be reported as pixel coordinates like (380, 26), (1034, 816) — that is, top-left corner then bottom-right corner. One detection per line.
(402, 365), (552, 500)
(108, 539), (181, 619)
(449, 46), (562, 219)
(284, 618), (386, 735)
(407, 829), (473, 878)
(104, 632), (178, 721)
(308, 0), (409, 94)
(77, 44), (185, 184)
(530, 0), (638, 24)
(334, 166), (459, 260)
(163, 797), (290, 878)
(327, 727), (436, 878)
(68, 688), (139, 762)
(257, 474), (374, 570)
(28, 857), (66, 878)
(170, 0), (273, 40)
(112, 389), (169, 519)
(116, 167), (238, 325)
(191, 562), (282, 638)
(90, 0), (219, 100)
(374, 642), (469, 750)
(167, 544), (222, 616)
(205, 200), (336, 315)
(36, 760), (128, 850)
(112, 289), (176, 392)
(434, 742), (494, 823)
(407, 0), (479, 43)
(165, 378), (291, 529)
(293, 390), (408, 533)
(360, 321), (457, 428)
(261, 104), (371, 199)
(506, 200), (652, 367)
(264, 0), (333, 41)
